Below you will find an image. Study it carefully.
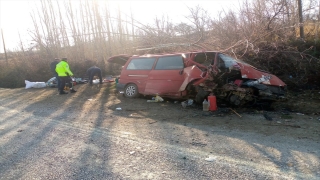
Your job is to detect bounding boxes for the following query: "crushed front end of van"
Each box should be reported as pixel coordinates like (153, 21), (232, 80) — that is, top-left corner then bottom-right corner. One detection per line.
(182, 51), (287, 106)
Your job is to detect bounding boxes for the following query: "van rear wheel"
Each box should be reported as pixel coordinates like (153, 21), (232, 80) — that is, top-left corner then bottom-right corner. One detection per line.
(124, 84), (139, 98)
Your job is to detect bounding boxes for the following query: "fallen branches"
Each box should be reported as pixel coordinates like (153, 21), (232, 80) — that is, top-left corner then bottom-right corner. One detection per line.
(230, 108), (242, 118)
(263, 123), (301, 128)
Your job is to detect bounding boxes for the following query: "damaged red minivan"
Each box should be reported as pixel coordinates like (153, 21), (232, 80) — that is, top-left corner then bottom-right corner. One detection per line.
(108, 51), (286, 106)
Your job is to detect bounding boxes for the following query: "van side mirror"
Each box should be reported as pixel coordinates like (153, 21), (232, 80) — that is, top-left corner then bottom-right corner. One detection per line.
(179, 69), (183, 75)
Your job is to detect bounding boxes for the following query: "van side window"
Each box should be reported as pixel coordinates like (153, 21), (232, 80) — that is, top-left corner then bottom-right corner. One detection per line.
(127, 58), (156, 70)
(155, 56), (184, 70)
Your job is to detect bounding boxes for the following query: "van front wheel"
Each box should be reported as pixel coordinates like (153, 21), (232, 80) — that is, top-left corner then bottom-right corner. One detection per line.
(195, 86), (209, 103)
(124, 84), (139, 98)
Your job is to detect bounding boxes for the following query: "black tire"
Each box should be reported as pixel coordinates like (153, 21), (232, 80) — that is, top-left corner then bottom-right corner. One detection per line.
(124, 84), (139, 98)
(228, 94), (241, 106)
(195, 87), (209, 103)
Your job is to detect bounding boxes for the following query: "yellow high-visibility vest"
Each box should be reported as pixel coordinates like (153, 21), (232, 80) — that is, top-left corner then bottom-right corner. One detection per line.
(55, 60), (73, 77)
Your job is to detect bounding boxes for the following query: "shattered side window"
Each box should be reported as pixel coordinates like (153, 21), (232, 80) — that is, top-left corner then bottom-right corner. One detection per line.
(218, 54), (239, 68)
(127, 58), (156, 70)
(155, 56), (184, 70)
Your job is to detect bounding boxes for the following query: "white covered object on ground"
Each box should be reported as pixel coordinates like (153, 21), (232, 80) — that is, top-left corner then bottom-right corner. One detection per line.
(25, 80), (47, 89)
(93, 79), (99, 84)
(46, 77), (56, 87)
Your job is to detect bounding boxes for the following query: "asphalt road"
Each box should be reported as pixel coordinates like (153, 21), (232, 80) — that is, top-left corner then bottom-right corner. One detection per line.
(0, 87), (319, 180)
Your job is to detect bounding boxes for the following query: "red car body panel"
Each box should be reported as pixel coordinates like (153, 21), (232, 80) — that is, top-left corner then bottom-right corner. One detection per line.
(119, 69), (151, 93)
(179, 65), (205, 91)
(146, 69), (185, 96)
(238, 63), (286, 86)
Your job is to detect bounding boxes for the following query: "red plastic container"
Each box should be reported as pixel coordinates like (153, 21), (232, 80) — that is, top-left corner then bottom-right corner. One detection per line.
(208, 95), (217, 111)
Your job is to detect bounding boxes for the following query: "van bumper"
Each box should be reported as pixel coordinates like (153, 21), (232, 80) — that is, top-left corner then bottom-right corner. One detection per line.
(116, 83), (125, 92)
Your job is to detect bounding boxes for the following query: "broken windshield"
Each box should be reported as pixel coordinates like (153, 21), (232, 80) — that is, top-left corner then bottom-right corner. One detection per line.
(193, 52), (216, 66)
(218, 54), (242, 68)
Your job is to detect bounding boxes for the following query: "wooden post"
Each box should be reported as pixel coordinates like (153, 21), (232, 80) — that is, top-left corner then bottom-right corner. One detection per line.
(1, 29), (8, 63)
(298, 0), (304, 39)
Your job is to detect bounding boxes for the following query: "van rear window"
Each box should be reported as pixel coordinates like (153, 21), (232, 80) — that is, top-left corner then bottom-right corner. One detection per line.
(127, 58), (156, 70)
(155, 56), (184, 70)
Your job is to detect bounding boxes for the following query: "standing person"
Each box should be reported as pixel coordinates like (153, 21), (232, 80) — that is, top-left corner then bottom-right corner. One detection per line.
(50, 58), (61, 90)
(55, 58), (77, 95)
(86, 66), (103, 85)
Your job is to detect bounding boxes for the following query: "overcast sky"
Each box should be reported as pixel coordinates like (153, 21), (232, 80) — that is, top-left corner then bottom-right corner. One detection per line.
(0, 0), (242, 53)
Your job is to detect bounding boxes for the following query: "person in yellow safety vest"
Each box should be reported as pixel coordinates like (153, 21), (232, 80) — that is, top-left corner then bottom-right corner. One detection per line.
(55, 57), (77, 95)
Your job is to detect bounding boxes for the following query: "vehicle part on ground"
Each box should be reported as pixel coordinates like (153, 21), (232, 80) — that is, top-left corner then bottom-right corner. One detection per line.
(124, 84), (139, 98)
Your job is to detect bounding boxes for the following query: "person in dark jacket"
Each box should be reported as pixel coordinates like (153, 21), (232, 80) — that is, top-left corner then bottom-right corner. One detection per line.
(50, 58), (61, 89)
(86, 66), (103, 85)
